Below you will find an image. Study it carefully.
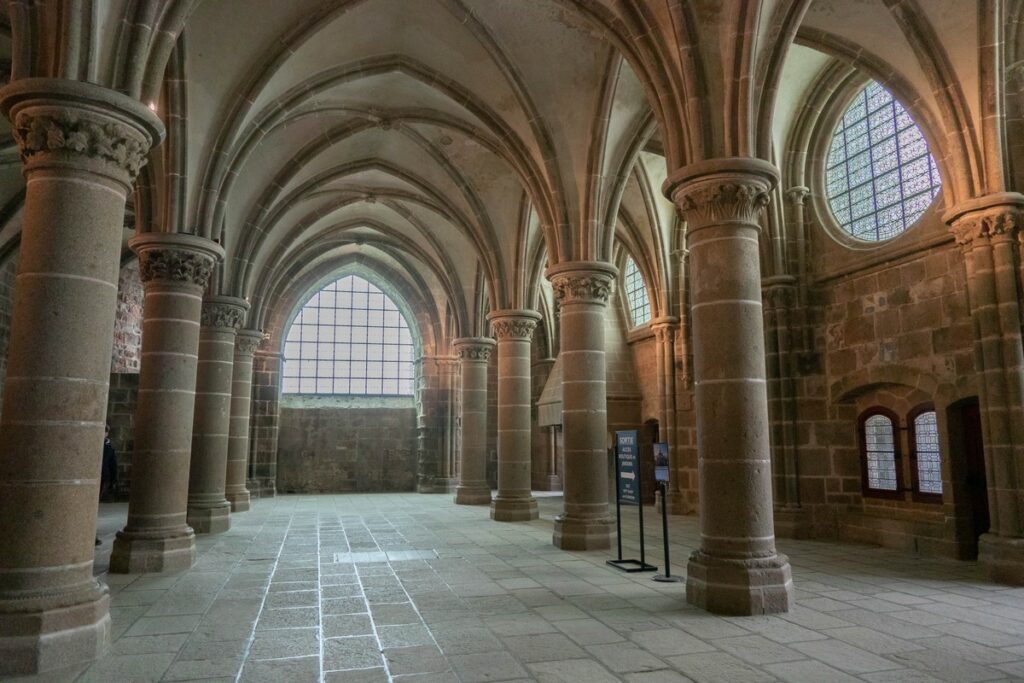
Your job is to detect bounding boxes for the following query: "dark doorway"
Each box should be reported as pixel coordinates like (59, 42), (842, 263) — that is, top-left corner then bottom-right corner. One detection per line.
(948, 398), (989, 560)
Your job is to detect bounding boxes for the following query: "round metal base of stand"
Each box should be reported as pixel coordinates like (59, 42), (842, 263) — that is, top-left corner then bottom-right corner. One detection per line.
(652, 574), (684, 583)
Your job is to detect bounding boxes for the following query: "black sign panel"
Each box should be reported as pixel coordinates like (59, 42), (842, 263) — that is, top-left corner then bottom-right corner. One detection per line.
(616, 430), (640, 506)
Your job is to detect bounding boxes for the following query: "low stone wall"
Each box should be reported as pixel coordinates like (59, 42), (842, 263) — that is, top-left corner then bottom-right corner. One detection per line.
(277, 396), (418, 493)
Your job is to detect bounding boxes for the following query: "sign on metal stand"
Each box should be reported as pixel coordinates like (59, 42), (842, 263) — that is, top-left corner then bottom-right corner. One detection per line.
(651, 442), (682, 583)
(607, 430), (657, 573)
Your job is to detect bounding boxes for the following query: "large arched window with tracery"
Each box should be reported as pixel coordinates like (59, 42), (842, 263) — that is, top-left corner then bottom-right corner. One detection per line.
(282, 275), (415, 395)
(826, 80), (941, 241)
(623, 255), (651, 327)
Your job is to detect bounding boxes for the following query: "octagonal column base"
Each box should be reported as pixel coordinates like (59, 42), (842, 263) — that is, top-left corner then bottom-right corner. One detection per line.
(552, 513), (613, 550)
(491, 495), (538, 521)
(980, 534), (1024, 585)
(454, 484), (492, 505)
(226, 490), (251, 512)
(186, 502), (231, 534)
(686, 551), (793, 615)
(110, 530), (196, 574)
(0, 592), (110, 676)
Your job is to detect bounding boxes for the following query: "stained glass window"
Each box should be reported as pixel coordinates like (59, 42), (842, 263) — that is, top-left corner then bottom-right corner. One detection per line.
(282, 275), (415, 395)
(826, 81), (941, 241)
(864, 413), (898, 491)
(624, 255), (651, 326)
(913, 410), (943, 495)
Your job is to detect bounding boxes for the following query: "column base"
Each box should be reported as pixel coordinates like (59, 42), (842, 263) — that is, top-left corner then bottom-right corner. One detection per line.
(0, 591), (110, 676)
(533, 475), (562, 491)
(454, 485), (492, 505)
(552, 514), (613, 550)
(686, 550), (793, 615)
(979, 534), (1024, 585)
(491, 495), (539, 522)
(187, 502), (231, 534)
(226, 490), (251, 512)
(110, 529), (196, 574)
(774, 506), (813, 540)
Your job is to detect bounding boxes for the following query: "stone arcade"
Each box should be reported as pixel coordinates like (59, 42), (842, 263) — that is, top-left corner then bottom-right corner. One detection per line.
(0, 1), (1024, 681)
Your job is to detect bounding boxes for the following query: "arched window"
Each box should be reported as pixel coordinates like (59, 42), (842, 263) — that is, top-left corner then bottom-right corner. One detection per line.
(909, 405), (943, 500)
(826, 80), (941, 242)
(623, 255), (651, 326)
(858, 408), (902, 497)
(282, 275), (415, 396)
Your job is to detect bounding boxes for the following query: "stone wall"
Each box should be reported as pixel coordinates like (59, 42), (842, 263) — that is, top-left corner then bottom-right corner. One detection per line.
(111, 259), (143, 373)
(250, 349), (282, 496)
(0, 253), (16, 411)
(277, 397), (418, 492)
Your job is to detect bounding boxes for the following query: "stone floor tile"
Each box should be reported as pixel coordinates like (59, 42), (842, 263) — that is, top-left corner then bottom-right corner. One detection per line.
(528, 658), (623, 682)
(323, 635), (384, 670)
(383, 644), (451, 675)
(110, 633), (189, 655)
(791, 639), (905, 674)
(554, 617), (627, 645)
(666, 652), (777, 683)
(448, 651), (529, 682)
(630, 628), (718, 657)
(239, 655), (320, 682)
(123, 614), (202, 637)
(370, 601), (421, 625)
(762, 659), (861, 682)
(378, 623), (435, 648)
(324, 612), (375, 637)
(484, 613), (556, 636)
(713, 634), (804, 665)
(255, 606), (319, 629)
(161, 656), (244, 681)
(501, 632), (587, 662)
(586, 641), (668, 673)
(249, 627), (320, 659)
(77, 653), (176, 683)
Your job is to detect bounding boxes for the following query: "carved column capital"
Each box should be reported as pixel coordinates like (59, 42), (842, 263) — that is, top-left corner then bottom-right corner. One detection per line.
(453, 337), (495, 362)
(235, 329), (265, 356)
(201, 296), (249, 331)
(944, 193), (1024, 246)
(487, 309), (541, 341)
(545, 260), (618, 306)
(784, 186), (810, 206)
(0, 78), (164, 185)
(663, 157), (778, 233)
(130, 233), (224, 290)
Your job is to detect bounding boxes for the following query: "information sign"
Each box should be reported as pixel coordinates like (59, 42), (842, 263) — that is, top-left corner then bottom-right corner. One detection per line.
(616, 430), (640, 505)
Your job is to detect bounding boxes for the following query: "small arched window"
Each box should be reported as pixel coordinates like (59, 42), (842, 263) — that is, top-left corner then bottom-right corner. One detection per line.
(909, 405), (943, 500)
(282, 275), (415, 396)
(858, 408), (902, 497)
(623, 255), (651, 327)
(826, 80), (941, 242)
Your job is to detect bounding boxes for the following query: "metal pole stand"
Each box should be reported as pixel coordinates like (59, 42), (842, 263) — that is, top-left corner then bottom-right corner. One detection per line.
(653, 480), (683, 583)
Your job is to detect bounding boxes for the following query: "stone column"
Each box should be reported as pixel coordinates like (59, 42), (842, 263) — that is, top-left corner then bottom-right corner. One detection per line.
(453, 337), (495, 504)
(250, 345), (282, 497)
(187, 296), (248, 533)
(945, 194), (1024, 583)
(651, 316), (684, 514)
(0, 78), (162, 675)
(110, 234), (222, 574)
(488, 309), (541, 521)
(665, 157), (792, 615)
(546, 262), (617, 550)
(225, 329), (262, 512)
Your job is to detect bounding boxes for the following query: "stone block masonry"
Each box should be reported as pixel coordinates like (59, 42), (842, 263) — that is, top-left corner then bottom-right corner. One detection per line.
(278, 399), (418, 492)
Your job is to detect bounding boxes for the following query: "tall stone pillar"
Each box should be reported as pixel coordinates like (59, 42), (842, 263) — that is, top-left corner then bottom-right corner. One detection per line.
(250, 344), (282, 497)
(453, 337), (495, 504)
(945, 194), (1024, 583)
(187, 296), (248, 533)
(0, 78), (162, 675)
(226, 329), (262, 512)
(546, 262), (617, 550)
(665, 157), (792, 615)
(110, 234), (222, 574)
(488, 310), (541, 521)
(651, 316), (684, 514)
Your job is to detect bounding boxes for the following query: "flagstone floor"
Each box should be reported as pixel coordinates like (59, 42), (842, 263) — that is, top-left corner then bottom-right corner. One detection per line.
(19, 493), (1024, 682)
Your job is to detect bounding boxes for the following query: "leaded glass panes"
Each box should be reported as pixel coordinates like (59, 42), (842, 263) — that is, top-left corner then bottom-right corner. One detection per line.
(864, 414), (898, 491)
(624, 255), (651, 326)
(282, 275), (415, 395)
(826, 81), (941, 241)
(913, 410), (943, 495)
